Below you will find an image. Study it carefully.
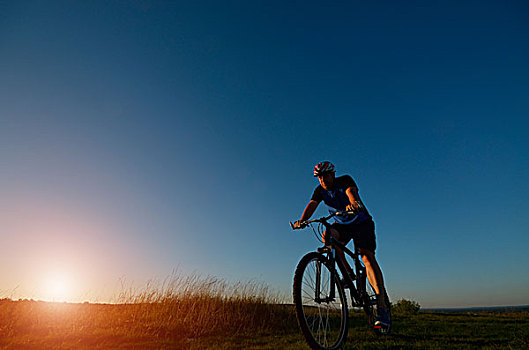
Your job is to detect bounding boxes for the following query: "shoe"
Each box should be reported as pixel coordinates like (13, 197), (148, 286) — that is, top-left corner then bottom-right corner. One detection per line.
(374, 308), (391, 328)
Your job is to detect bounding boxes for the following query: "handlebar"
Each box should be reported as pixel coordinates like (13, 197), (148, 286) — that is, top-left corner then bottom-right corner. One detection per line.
(289, 210), (356, 230)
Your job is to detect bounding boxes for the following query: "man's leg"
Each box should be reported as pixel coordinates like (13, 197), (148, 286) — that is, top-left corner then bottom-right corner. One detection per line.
(359, 249), (388, 310)
(323, 228), (355, 279)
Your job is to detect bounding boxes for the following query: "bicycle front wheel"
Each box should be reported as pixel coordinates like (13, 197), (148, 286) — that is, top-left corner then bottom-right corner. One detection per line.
(293, 252), (348, 350)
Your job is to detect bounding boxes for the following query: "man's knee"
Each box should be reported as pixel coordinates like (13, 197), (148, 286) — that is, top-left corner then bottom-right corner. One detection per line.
(360, 249), (376, 266)
(322, 228), (340, 244)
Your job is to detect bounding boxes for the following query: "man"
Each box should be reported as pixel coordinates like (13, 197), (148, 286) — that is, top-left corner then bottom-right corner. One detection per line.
(293, 161), (390, 328)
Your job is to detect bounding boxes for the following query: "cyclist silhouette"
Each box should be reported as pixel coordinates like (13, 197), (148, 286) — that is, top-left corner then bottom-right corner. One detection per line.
(293, 161), (391, 328)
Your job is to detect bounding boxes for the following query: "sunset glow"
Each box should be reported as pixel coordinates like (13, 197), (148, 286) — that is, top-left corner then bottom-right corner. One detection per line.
(42, 272), (71, 302)
(0, 1), (528, 348)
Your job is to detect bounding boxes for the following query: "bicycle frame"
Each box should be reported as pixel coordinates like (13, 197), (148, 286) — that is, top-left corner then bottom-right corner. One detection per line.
(331, 238), (363, 306)
(320, 232), (364, 307)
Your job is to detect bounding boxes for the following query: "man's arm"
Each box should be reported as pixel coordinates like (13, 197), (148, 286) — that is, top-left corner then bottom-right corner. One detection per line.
(345, 186), (364, 212)
(294, 200), (319, 228)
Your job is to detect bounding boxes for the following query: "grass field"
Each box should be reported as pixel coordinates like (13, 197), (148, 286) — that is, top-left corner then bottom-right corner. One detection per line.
(1, 276), (527, 349)
(1, 302), (527, 349)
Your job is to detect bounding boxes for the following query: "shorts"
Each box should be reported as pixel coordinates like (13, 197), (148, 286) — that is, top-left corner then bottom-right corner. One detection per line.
(331, 219), (376, 253)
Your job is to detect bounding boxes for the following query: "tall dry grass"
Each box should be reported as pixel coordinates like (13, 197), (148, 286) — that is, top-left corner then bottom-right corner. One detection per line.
(0, 273), (296, 348)
(114, 273), (296, 338)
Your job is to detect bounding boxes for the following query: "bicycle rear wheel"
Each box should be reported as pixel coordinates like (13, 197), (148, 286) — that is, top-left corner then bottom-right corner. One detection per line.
(293, 252), (348, 350)
(360, 276), (391, 335)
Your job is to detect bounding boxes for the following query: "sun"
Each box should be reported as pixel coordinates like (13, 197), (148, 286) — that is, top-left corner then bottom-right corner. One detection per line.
(43, 273), (72, 302)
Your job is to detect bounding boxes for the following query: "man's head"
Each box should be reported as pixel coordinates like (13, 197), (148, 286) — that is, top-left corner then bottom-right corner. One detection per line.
(313, 161), (336, 190)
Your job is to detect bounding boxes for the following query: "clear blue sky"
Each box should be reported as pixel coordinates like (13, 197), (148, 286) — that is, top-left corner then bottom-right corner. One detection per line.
(1, 1), (528, 307)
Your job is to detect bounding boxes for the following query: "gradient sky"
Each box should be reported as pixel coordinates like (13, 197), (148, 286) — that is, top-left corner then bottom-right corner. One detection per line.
(1, 1), (528, 307)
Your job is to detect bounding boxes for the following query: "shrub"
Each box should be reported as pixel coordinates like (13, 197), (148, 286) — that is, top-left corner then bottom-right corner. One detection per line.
(392, 298), (421, 315)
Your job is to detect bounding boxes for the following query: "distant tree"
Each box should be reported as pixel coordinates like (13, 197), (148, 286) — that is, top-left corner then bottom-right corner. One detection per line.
(392, 298), (421, 315)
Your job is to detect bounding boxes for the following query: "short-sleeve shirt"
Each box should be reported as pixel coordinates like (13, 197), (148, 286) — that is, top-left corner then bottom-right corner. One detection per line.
(311, 175), (371, 224)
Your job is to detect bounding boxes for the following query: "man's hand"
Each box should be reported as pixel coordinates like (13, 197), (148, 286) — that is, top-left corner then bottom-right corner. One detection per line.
(293, 220), (307, 229)
(345, 204), (357, 213)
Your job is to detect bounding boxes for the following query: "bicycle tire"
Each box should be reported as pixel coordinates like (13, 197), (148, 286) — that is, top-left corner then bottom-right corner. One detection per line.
(356, 272), (375, 324)
(293, 252), (348, 350)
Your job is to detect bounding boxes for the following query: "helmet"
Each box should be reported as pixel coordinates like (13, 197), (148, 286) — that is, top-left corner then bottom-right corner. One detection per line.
(313, 161), (335, 177)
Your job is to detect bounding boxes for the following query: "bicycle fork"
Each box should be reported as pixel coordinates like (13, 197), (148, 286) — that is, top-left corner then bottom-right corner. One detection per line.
(314, 252), (336, 303)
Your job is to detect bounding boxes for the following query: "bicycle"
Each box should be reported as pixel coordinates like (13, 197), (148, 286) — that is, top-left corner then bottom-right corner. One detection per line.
(290, 211), (391, 350)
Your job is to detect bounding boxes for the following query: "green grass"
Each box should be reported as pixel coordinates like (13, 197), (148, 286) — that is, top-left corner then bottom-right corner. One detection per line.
(191, 311), (529, 349)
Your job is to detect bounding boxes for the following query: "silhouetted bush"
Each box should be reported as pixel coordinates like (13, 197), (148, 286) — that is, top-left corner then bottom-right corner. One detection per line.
(392, 298), (421, 315)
